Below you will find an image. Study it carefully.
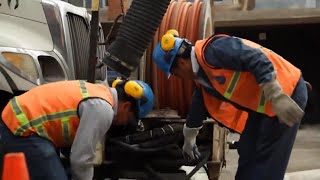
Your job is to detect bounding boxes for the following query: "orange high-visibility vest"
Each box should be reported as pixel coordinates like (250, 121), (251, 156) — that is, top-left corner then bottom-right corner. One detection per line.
(195, 34), (301, 118)
(1, 80), (114, 147)
(196, 83), (248, 134)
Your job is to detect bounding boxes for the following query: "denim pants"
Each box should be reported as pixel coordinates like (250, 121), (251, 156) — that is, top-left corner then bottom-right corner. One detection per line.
(0, 120), (68, 180)
(236, 76), (308, 180)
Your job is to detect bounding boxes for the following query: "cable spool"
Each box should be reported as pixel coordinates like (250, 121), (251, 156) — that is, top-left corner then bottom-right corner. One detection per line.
(199, 0), (213, 39)
(146, 0), (212, 117)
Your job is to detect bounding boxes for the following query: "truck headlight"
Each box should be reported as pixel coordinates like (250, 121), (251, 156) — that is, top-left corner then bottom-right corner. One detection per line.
(1, 52), (39, 80)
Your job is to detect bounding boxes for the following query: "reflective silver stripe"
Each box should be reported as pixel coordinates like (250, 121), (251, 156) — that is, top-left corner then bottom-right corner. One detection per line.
(80, 80), (89, 98)
(61, 117), (71, 145)
(15, 110), (78, 133)
(10, 97), (31, 134)
(224, 72), (241, 99)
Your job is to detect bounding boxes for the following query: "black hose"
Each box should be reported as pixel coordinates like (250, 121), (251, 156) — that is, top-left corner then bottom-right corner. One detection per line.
(108, 139), (180, 154)
(102, 0), (171, 78)
(114, 123), (183, 145)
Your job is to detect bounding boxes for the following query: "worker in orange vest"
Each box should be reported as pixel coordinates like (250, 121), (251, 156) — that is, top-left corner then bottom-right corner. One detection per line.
(152, 29), (308, 180)
(0, 80), (154, 180)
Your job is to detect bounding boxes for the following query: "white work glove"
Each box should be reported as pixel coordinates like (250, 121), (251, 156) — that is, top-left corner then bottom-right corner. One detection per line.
(261, 76), (304, 127)
(182, 124), (202, 160)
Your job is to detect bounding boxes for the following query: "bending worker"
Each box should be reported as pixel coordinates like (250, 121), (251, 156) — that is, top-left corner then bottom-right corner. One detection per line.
(0, 79), (154, 180)
(152, 30), (308, 180)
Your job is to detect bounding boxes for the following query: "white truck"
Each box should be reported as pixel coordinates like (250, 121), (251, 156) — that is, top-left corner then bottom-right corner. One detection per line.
(0, 0), (107, 111)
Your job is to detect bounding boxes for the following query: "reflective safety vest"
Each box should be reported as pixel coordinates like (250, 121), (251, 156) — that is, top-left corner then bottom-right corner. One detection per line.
(194, 35), (301, 133)
(1, 80), (114, 147)
(196, 83), (248, 133)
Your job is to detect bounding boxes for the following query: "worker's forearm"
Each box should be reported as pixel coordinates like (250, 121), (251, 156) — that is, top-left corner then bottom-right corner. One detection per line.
(70, 98), (114, 180)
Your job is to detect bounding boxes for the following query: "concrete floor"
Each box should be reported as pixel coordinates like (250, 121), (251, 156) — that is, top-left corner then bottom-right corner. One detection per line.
(219, 124), (320, 180)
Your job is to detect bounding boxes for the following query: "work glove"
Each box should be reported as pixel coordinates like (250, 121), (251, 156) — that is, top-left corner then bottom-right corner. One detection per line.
(261, 75), (304, 127)
(182, 124), (202, 160)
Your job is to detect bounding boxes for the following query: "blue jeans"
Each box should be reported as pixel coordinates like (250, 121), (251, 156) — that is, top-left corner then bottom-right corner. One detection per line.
(236, 76), (308, 180)
(0, 120), (68, 180)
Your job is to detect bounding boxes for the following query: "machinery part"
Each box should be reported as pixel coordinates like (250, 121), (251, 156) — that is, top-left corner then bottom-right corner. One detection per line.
(102, 0), (171, 78)
(105, 138), (211, 180)
(113, 123), (183, 145)
(87, 0), (100, 83)
(185, 150), (211, 180)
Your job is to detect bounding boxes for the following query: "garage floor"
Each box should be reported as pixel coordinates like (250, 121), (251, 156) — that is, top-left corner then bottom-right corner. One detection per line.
(219, 124), (320, 180)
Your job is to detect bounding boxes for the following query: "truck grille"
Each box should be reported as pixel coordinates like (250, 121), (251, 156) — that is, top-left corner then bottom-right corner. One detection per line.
(66, 13), (107, 80)
(67, 13), (90, 80)
(97, 26), (107, 80)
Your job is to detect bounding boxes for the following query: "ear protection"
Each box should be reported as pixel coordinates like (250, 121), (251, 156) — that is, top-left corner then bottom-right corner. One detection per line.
(166, 29), (179, 37)
(111, 79), (144, 99)
(160, 29), (180, 51)
(161, 33), (176, 51)
(160, 29), (192, 59)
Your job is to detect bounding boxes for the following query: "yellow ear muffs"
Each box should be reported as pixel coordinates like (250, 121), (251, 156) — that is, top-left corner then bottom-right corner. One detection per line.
(111, 78), (123, 88)
(161, 33), (176, 51)
(165, 29), (179, 37)
(124, 81), (144, 99)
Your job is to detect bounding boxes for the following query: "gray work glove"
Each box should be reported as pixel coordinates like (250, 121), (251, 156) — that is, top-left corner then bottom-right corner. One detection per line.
(182, 124), (202, 160)
(261, 75), (304, 127)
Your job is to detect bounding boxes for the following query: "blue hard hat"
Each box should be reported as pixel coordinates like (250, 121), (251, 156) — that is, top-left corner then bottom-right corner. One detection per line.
(152, 37), (185, 78)
(133, 80), (154, 119)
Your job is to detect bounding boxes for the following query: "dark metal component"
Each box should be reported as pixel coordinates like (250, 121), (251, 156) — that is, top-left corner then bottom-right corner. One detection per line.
(97, 14), (123, 46)
(186, 151), (211, 180)
(98, 122), (212, 180)
(114, 123), (183, 144)
(87, 8), (100, 83)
